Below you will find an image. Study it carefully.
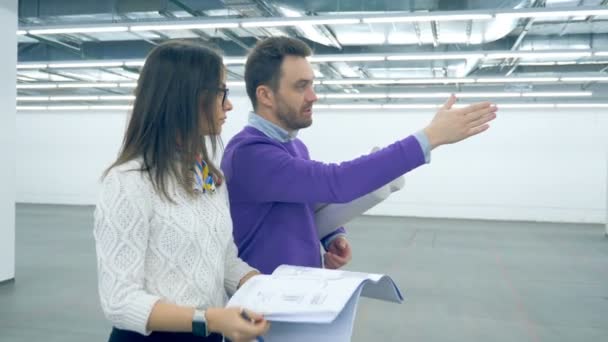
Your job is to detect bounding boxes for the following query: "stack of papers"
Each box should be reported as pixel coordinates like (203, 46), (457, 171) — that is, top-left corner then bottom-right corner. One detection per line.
(227, 265), (404, 341)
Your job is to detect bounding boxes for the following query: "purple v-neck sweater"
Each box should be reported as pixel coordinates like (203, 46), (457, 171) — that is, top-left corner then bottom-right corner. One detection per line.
(221, 126), (426, 274)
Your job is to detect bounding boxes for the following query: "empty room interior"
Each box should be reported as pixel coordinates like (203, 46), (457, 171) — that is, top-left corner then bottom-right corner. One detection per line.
(1, 0), (607, 341)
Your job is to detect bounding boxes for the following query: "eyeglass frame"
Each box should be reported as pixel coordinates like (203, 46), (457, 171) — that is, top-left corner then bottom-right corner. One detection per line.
(217, 87), (229, 107)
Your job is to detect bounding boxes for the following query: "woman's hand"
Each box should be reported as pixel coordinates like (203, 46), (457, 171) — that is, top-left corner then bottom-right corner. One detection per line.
(206, 307), (270, 342)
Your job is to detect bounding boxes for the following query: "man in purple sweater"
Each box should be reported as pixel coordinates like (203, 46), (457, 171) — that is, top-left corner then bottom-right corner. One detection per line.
(221, 37), (497, 274)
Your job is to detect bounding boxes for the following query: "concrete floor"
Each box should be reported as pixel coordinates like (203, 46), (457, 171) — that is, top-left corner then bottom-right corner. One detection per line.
(1, 204), (607, 342)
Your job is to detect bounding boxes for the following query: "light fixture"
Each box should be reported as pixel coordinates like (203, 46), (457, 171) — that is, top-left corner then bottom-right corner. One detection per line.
(28, 26), (129, 35)
(17, 105), (132, 111)
(362, 13), (493, 23)
(47, 61), (124, 68)
(318, 91), (591, 100)
(476, 77), (560, 83)
(50, 96), (99, 101)
(496, 8), (608, 19)
(17, 63), (48, 69)
(521, 91), (592, 97)
(223, 57), (248, 64)
(387, 53), (484, 61)
(16, 96), (49, 101)
(556, 103), (608, 108)
(485, 51), (592, 59)
(561, 76), (608, 82)
(241, 18), (360, 28)
(124, 60), (146, 67)
(99, 95), (136, 101)
(496, 104), (555, 108)
(56, 82), (120, 88)
(130, 23), (239, 31)
(308, 55), (385, 63)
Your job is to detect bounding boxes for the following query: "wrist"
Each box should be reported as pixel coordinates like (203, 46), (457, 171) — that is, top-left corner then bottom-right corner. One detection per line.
(423, 126), (441, 150)
(206, 307), (221, 334)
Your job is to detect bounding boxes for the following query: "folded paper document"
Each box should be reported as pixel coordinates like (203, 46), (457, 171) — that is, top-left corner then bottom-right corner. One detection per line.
(227, 265), (404, 341)
(315, 174), (405, 239)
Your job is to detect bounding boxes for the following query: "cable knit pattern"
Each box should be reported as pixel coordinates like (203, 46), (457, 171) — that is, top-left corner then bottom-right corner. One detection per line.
(94, 159), (255, 335)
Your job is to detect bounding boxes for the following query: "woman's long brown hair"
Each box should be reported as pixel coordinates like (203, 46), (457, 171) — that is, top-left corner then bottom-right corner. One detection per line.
(104, 40), (224, 200)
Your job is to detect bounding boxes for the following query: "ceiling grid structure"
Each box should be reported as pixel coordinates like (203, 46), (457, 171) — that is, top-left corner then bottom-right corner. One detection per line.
(14, 0), (608, 110)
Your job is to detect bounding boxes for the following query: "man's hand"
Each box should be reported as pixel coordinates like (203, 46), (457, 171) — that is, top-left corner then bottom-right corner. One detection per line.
(324, 237), (352, 269)
(424, 94), (497, 149)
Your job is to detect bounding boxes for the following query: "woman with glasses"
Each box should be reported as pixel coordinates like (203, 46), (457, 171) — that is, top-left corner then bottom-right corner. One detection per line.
(94, 40), (269, 342)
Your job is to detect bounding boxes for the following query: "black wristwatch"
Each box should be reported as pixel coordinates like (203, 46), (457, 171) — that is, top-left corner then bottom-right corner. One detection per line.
(192, 309), (209, 337)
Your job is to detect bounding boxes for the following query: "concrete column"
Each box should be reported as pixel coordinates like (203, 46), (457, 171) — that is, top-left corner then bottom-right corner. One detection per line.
(0, 0), (17, 283)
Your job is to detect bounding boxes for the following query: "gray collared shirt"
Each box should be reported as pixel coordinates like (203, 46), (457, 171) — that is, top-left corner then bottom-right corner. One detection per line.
(247, 112), (298, 143)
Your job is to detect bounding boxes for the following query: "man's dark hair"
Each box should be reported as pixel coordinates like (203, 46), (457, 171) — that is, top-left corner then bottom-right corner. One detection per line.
(245, 37), (312, 110)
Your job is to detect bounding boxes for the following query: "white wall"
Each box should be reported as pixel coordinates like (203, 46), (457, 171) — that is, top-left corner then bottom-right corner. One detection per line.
(1, 0), (17, 282)
(16, 92), (608, 224)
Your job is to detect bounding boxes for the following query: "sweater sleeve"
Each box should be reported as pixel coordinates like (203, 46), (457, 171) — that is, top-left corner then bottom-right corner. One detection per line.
(228, 135), (425, 204)
(93, 169), (161, 336)
(223, 237), (257, 296)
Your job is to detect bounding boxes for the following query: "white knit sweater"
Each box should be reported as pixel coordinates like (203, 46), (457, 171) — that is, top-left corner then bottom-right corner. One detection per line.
(94, 159), (255, 335)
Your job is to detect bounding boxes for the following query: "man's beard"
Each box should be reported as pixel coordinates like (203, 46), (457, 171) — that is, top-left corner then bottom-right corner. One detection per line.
(275, 97), (313, 131)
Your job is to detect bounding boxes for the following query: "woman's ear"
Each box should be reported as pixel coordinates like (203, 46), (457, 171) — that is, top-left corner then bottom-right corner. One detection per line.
(256, 85), (275, 109)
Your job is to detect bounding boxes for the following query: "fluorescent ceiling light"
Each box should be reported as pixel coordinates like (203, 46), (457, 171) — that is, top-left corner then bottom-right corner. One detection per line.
(17, 106), (47, 110)
(556, 103), (608, 108)
(521, 91), (592, 97)
(486, 51), (592, 59)
(47, 61), (124, 68)
(241, 18), (360, 28)
(362, 13), (492, 23)
(47, 105), (90, 111)
(308, 55), (385, 63)
(17, 63), (48, 69)
(497, 8), (608, 19)
(321, 79), (390, 85)
(17, 30), (27, 35)
(99, 95), (136, 100)
(28, 26), (128, 35)
(223, 57), (247, 64)
(50, 96), (100, 101)
(323, 93), (387, 99)
(476, 77), (559, 83)
(17, 105), (133, 111)
(387, 53), (484, 61)
(118, 83), (138, 88)
(382, 104), (439, 109)
(319, 91), (591, 100)
(17, 95), (136, 102)
(560, 76), (608, 82)
(396, 78), (475, 84)
(593, 52), (608, 57)
(456, 92), (521, 98)
(498, 103), (555, 108)
(89, 105), (132, 110)
(124, 60), (145, 67)
(17, 83), (58, 89)
(57, 82), (120, 88)
(17, 96), (49, 101)
(226, 81), (246, 87)
(328, 104), (383, 109)
(130, 23), (239, 31)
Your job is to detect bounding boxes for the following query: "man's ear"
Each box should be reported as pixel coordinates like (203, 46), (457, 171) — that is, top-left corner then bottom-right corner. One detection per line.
(256, 85), (275, 109)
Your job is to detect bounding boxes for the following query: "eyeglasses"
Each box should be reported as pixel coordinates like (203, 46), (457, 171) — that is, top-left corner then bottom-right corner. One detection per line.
(217, 87), (229, 107)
